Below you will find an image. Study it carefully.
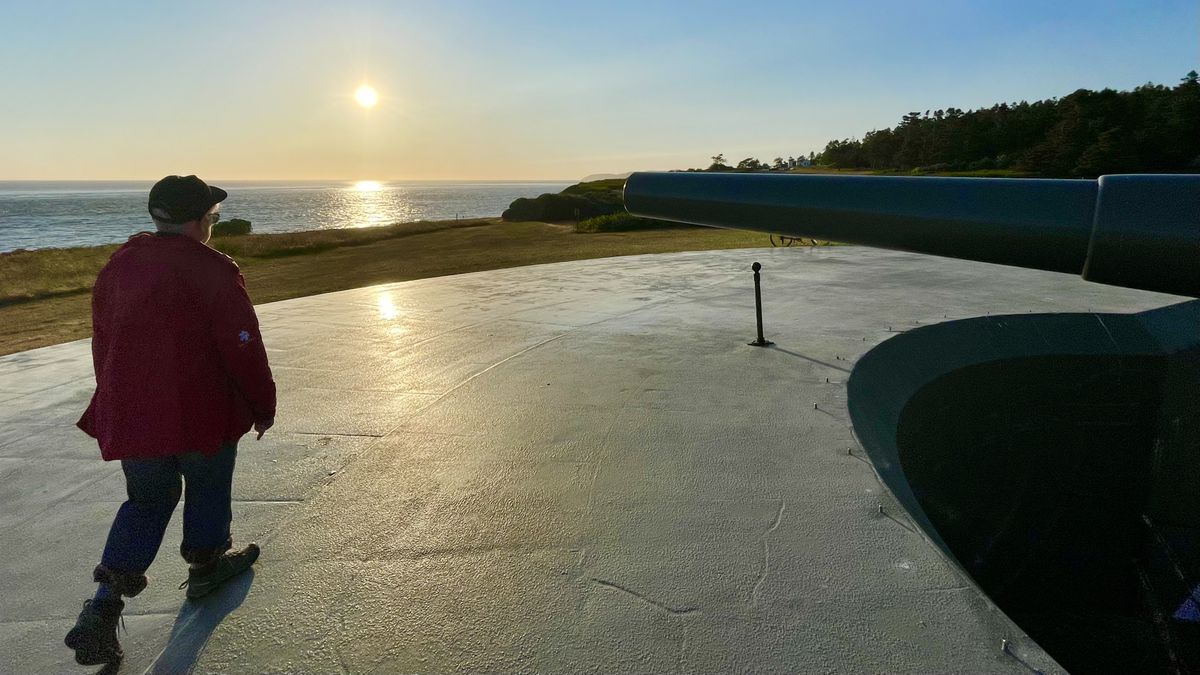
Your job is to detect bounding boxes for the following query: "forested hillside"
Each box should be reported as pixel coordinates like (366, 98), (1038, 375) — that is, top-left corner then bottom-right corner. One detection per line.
(816, 71), (1200, 177)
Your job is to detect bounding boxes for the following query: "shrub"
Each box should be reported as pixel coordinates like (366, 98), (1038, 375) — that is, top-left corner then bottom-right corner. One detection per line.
(212, 218), (252, 237)
(575, 212), (688, 233)
(502, 193), (623, 222)
(502, 178), (625, 222)
(910, 163), (955, 175)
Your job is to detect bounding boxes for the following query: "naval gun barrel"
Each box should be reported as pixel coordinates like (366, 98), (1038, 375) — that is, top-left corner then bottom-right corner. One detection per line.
(623, 172), (1200, 298)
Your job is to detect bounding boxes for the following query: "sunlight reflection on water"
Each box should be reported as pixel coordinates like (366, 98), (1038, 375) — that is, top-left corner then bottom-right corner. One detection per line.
(342, 185), (397, 228)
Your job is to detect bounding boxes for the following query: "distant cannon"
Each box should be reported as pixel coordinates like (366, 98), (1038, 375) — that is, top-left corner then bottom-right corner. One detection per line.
(624, 172), (1200, 298)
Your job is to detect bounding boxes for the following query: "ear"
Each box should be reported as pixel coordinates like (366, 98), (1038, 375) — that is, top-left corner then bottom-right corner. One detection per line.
(183, 216), (206, 241)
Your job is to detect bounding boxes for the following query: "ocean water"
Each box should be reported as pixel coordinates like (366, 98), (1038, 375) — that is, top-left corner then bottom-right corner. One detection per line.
(0, 180), (573, 253)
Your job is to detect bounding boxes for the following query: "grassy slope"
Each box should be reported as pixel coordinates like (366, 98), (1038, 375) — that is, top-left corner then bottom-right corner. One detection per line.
(0, 219), (767, 356)
(559, 178), (626, 197)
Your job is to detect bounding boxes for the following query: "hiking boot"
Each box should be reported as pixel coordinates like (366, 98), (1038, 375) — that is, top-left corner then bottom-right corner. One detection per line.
(64, 598), (124, 666)
(180, 543), (260, 599)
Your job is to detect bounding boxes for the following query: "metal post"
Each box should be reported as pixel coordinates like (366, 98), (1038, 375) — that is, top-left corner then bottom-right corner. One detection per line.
(749, 262), (773, 347)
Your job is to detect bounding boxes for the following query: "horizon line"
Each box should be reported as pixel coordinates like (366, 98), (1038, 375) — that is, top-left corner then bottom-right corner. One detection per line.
(0, 177), (583, 183)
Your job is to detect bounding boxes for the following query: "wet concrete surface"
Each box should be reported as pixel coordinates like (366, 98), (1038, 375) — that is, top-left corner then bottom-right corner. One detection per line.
(0, 247), (1186, 673)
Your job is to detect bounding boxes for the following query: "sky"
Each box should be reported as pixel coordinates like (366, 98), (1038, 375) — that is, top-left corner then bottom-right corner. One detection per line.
(1, 0), (1196, 181)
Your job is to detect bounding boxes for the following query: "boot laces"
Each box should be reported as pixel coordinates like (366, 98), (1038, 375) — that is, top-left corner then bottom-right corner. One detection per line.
(83, 599), (127, 635)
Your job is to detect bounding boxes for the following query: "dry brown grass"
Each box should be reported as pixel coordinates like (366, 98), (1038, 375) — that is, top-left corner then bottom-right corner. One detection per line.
(211, 218), (494, 258)
(0, 219), (769, 355)
(0, 244), (122, 304)
(0, 219), (494, 306)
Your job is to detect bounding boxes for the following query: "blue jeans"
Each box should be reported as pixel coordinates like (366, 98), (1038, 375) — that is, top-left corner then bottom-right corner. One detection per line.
(99, 443), (237, 583)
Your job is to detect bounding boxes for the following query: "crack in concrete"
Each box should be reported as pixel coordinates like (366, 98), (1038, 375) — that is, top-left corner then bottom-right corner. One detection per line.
(395, 333), (572, 430)
(585, 387), (642, 514)
(335, 644), (351, 675)
(751, 499), (786, 606)
(359, 543), (563, 562)
(585, 454), (605, 513)
(583, 372), (657, 509)
(379, 275), (735, 436)
(589, 577), (699, 615)
(293, 431), (384, 438)
(676, 624), (689, 674)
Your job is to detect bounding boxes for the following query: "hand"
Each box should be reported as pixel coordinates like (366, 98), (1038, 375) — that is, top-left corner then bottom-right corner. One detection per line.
(254, 418), (275, 440)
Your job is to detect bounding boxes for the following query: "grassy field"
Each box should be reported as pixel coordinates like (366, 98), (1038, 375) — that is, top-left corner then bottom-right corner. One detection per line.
(0, 219), (769, 356)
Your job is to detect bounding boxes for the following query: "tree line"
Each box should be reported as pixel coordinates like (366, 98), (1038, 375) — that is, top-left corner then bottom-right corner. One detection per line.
(700, 71), (1199, 178)
(703, 153), (816, 172)
(814, 71), (1200, 177)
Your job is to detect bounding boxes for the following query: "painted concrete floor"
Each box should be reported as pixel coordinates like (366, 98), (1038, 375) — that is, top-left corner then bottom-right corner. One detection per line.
(0, 247), (1185, 674)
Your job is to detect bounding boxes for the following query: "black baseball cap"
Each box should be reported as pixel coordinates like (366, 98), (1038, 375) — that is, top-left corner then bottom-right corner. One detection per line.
(147, 175), (228, 224)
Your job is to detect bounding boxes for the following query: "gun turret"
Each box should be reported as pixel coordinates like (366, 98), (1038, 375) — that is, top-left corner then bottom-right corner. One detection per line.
(623, 173), (1200, 297)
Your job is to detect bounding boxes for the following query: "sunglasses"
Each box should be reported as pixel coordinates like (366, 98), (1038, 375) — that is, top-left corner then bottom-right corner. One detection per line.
(207, 211), (221, 224)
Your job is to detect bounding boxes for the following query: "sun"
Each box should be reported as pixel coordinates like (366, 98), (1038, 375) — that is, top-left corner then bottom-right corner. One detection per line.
(354, 84), (378, 108)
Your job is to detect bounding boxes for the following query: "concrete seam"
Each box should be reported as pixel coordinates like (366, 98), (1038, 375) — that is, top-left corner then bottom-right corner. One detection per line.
(751, 499), (786, 606)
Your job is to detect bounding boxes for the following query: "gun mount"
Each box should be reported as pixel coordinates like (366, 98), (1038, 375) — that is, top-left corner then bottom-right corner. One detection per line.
(624, 172), (1200, 298)
(628, 171), (1200, 672)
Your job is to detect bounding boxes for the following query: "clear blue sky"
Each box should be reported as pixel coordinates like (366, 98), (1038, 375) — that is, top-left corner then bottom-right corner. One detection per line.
(1, 0), (1195, 180)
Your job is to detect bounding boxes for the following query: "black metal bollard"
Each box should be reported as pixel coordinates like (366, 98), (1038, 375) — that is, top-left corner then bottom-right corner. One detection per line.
(748, 262), (773, 347)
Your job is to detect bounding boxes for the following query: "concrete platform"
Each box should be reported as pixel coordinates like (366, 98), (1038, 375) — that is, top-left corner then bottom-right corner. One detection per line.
(0, 247), (1184, 674)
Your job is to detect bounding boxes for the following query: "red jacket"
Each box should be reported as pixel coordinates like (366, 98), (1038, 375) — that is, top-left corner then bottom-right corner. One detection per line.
(78, 233), (276, 460)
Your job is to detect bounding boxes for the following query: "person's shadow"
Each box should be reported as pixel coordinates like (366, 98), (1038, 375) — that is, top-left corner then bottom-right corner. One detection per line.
(134, 569), (256, 675)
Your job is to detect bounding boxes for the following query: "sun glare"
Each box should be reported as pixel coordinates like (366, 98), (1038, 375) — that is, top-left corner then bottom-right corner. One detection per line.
(354, 84), (379, 108)
(378, 293), (400, 321)
(353, 180), (383, 192)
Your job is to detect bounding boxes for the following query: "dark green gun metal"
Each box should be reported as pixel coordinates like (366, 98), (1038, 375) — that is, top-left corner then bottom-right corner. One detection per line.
(624, 172), (1200, 297)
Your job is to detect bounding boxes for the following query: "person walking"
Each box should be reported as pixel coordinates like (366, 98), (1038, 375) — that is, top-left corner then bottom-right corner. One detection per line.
(64, 175), (277, 668)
